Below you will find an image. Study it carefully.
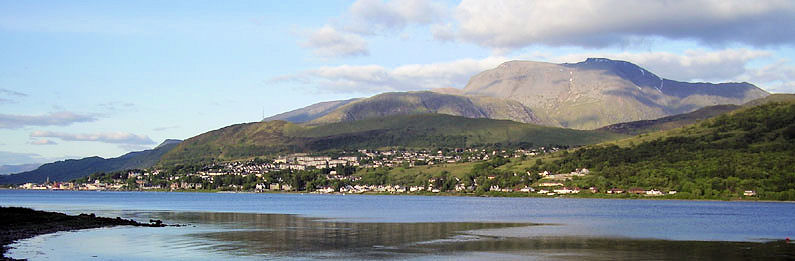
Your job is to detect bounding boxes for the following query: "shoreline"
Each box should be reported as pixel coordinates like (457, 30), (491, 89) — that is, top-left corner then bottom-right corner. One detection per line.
(0, 207), (167, 260)
(4, 188), (791, 204)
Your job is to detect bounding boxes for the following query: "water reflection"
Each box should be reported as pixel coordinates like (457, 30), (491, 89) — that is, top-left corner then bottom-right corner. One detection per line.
(427, 237), (795, 260)
(123, 211), (794, 260)
(147, 211), (530, 259)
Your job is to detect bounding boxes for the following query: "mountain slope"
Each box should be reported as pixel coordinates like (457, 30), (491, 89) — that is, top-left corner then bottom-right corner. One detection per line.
(272, 91), (544, 125)
(546, 99), (795, 199)
(463, 58), (769, 129)
(158, 114), (624, 167)
(741, 93), (795, 107)
(598, 104), (741, 135)
(0, 140), (181, 184)
(264, 98), (360, 123)
(598, 94), (795, 135)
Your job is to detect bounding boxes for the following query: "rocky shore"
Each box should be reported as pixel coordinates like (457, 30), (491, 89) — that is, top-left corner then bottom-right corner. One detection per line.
(0, 207), (166, 260)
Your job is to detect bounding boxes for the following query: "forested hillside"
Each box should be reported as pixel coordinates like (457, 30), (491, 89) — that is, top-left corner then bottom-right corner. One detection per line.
(541, 102), (795, 200)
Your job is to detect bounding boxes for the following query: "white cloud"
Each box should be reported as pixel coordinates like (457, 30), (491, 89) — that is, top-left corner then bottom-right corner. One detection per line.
(152, 125), (179, 131)
(449, 0), (795, 50)
(274, 57), (508, 93)
(118, 144), (153, 151)
(30, 139), (57, 145)
(0, 111), (97, 129)
(302, 25), (369, 58)
(344, 0), (449, 34)
(301, 0), (448, 57)
(30, 131), (155, 145)
(738, 59), (795, 93)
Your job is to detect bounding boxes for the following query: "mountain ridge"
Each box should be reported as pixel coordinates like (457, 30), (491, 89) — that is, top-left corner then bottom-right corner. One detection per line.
(0, 140), (182, 184)
(462, 58), (768, 129)
(264, 98), (360, 123)
(264, 58), (768, 130)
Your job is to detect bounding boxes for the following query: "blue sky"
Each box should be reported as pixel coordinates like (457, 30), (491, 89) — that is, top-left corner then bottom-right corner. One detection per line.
(1, 0), (794, 165)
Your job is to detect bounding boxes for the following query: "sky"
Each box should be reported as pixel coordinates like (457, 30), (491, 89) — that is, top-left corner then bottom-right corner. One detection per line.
(1, 0), (794, 165)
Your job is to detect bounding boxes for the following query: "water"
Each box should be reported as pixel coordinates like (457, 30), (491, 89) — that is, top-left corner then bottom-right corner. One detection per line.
(2, 190), (794, 260)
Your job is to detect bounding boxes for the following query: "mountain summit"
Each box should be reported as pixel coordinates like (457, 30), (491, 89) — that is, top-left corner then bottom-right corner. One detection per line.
(462, 58), (769, 129)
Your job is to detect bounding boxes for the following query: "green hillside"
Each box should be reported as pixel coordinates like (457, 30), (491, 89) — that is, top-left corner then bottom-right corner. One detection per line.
(158, 114), (624, 167)
(542, 101), (795, 200)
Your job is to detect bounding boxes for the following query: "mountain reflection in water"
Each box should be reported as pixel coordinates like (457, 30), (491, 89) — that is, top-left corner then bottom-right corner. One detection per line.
(136, 211), (793, 260)
(4, 191), (794, 260)
(150, 211), (529, 259)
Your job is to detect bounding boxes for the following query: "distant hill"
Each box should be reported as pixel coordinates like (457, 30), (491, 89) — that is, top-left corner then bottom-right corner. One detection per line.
(158, 114), (624, 167)
(0, 139), (181, 184)
(0, 163), (41, 175)
(598, 104), (741, 135)
(741, 93), (795, 107)
(307, 91), (544, 125)
(263, 98), (359, 123)
(597, 94), (795, 135)
(462, 58), (769, 129)
(545, 98), (795, 200)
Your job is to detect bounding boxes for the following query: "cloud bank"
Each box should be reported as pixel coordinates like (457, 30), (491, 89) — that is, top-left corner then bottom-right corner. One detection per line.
(301, 0), (448, 57)
(0, 111), (97, 129)
(302, 25), (369, 58)
(30, 131), (155, 145)
(30, 139), (57, 145)
(449, 0), (795, 50)
(344, 0), (449, 34)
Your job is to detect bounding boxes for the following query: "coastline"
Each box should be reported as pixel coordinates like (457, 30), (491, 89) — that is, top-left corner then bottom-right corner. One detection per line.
(3, 187), (791, 203)
(0, 207), (166, 260)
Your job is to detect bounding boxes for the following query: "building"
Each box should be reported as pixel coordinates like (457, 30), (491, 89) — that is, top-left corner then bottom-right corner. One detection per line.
(607, 188), (624, 194)
(628, 188), (645, 194)
(645, 189), (663, 196)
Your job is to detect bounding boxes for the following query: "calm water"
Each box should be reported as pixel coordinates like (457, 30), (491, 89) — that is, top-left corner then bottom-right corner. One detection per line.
(2, 190), (794, 260)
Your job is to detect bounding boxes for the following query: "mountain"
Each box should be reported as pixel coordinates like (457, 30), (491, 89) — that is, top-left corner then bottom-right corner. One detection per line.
(264, 98), (360, 123)
(545, 98), (795, 199)
(598, 104), (741, 135)
(0, 163), (41, 175)
(158, 114), (624, 167)
(0, 140), (181, 184)
(307, 91), (544, 125)
(462, 58), (769, 129)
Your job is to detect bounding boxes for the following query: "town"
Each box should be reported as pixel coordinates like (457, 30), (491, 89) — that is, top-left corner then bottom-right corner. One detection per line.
(13, 147), (743, 197)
